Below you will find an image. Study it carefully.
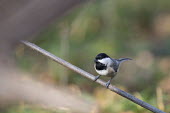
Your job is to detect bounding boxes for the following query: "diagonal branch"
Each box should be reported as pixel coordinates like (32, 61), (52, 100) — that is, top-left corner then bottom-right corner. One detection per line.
(21, 41), (165, 113)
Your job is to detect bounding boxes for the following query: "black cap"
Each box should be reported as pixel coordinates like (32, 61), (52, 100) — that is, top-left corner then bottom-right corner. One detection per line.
(95, 53), (109, 60)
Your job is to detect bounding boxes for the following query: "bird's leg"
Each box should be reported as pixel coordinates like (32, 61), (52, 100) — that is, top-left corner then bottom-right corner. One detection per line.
(105, 77), (113, 88)
(94, 75), (101, 81)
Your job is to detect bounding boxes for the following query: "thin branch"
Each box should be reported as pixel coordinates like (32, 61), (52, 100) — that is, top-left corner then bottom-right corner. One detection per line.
(21, 41), (165, 113)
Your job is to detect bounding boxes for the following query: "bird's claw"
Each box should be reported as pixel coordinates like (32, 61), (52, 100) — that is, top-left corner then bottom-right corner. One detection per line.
(94, 75), (101, 82)
(105, 81), (111, 88)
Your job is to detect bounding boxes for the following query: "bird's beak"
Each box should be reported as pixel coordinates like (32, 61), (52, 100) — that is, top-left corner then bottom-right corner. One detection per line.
(94, 59), (97, 63)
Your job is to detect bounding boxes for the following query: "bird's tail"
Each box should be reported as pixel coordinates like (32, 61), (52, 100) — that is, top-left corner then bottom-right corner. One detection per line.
(117, 58), (132, 63)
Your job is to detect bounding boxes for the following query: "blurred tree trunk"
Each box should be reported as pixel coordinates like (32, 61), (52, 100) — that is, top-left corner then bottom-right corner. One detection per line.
(0, 0), (88, 56)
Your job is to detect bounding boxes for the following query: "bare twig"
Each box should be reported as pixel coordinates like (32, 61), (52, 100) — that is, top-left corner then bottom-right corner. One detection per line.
(21, 41), (166, 113)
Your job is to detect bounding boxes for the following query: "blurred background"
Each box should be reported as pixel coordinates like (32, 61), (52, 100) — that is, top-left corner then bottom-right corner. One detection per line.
(1, 0), (170, 113)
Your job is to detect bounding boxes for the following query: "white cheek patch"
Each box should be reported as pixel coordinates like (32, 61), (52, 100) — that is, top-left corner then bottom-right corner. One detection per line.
(98, 58), (111, 64)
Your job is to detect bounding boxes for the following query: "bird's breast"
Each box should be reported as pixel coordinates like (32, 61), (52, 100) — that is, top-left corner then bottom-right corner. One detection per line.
(95, 65), (117, 77)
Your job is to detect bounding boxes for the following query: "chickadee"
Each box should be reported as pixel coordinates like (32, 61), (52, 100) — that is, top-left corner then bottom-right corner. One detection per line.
(94, 53), (132, 88)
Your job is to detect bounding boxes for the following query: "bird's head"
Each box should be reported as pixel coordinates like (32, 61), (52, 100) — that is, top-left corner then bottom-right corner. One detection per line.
(94, 53), (110, 63)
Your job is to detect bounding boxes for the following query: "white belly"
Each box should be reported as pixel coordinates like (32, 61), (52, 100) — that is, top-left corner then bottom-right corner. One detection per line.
(96, 69), (109, 76)
(95, 67), (117, 77)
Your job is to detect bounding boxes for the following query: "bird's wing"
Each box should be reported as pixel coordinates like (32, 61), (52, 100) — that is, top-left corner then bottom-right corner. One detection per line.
(110, 58), (119, 72)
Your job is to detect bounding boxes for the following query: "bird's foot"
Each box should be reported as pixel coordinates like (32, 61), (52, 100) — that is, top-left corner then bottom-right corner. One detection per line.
(94, 75), (101, 81)
(105, 81), (111, 88)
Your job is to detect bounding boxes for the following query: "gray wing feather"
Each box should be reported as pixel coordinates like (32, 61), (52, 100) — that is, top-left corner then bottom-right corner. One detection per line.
(111, 58), (132, 72)
(110, 58), (119, 72)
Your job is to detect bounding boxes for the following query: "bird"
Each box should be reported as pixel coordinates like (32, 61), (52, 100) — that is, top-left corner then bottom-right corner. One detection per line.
(94, 53), (132, 88)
